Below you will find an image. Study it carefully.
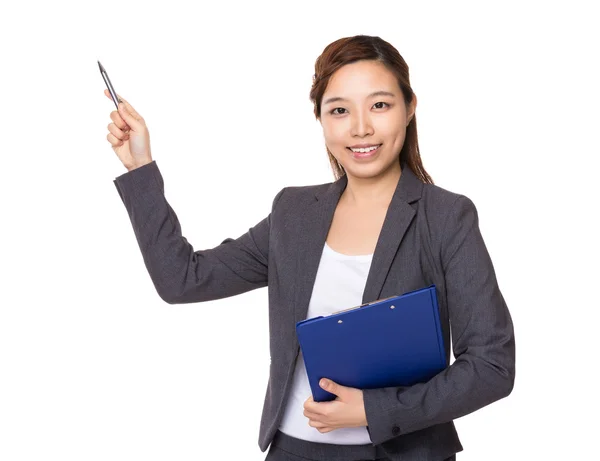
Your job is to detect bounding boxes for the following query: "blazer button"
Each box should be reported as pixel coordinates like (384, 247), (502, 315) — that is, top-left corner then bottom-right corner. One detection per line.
(392, 425), (400, 436)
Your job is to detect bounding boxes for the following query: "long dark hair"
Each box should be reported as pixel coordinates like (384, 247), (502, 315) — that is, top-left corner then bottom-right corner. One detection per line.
(309, 35), (434, 184)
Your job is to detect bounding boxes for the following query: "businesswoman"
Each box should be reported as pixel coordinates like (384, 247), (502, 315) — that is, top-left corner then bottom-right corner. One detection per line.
(105, 35), (515, 461)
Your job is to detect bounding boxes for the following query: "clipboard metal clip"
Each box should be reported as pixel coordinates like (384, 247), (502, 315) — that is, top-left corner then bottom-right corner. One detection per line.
(332, 295), (398, 315)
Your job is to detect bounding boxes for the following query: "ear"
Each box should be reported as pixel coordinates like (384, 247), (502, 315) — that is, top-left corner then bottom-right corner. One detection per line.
(407, 92), (417, 124)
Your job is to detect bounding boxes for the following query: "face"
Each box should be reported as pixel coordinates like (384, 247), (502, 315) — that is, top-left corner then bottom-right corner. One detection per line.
(319, 60), (416, 180)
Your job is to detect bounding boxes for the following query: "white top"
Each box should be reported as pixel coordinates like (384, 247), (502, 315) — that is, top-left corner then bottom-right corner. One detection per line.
(277, 242), (374, 444)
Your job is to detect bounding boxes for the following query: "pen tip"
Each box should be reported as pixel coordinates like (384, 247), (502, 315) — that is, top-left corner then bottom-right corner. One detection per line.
(97, 61), (105, 73)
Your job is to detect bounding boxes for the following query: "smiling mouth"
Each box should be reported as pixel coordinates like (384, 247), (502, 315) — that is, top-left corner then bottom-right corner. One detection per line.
(347, 144), (381, 151)
(347, 144), (382, 158)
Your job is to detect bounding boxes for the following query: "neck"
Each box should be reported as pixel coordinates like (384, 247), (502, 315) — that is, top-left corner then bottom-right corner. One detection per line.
(341, 162), (402, 209)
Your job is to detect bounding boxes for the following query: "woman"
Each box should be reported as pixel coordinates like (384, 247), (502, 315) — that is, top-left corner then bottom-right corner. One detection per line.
(105, 35), (515, 461)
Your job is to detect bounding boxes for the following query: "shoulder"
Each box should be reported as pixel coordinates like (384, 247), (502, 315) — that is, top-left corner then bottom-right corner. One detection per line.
(270, 181), (332, 211)
(417, 184), (478, 240)
(282, 181), (331, 198)
(420, 181), (478, 223)
(422, 181), (470, 210)
(400, 165), (478, 225)
(409, 182), (485, 278)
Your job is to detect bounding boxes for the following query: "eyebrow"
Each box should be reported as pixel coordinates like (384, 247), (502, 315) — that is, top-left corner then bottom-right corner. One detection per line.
(323, 91), (397, 106)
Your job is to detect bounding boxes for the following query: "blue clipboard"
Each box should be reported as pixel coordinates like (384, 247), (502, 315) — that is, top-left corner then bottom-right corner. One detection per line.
(296, 285), (447, 402)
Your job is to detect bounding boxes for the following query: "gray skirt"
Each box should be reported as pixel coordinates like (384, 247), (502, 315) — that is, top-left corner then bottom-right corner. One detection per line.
(265, 430), (457, 461)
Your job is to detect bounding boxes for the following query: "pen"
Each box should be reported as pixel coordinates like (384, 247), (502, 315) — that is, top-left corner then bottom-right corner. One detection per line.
(98, 60), (121, 109)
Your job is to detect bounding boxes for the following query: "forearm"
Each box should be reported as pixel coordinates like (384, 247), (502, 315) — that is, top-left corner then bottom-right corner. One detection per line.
(363, 340), (515, 444)
(113, 161), (275, 303)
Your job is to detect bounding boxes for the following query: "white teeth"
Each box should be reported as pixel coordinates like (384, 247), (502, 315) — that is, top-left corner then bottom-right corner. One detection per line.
(350, 145), (379, 153)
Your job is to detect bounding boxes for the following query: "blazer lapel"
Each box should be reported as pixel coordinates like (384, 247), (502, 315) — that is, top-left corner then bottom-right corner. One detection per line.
(292, 174), (347, 327)
(361, 167), (421, 303)
(293, 164), (424, 326)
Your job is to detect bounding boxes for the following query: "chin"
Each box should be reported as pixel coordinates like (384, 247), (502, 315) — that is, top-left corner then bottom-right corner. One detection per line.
(342, 159), (400, 180)
(344, 165), (386, 179)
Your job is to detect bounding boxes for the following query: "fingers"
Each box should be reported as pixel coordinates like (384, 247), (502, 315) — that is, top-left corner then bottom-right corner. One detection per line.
(307, 419), (334, 433)
(107, 122), (130, 141)
(102, 89), (142, 121)
(118, 100), (145, 134)
(308, 419), (328, 428)
(118, 97), (142, 121)
(317, 427), (334, 433)
(104, 89), (144, 129)
(303, 409), (321, 420)
(105, 90), (130, 131)
(117, 104), (140, 131)
(304, 406), (334, 432)
(104, 88), (122, 106)
(110, 111), (130, 131)
(107, 132), (126, 147)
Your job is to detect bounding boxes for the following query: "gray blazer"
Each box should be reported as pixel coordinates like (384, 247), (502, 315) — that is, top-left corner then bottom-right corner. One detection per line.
(113, 160), (515, 461)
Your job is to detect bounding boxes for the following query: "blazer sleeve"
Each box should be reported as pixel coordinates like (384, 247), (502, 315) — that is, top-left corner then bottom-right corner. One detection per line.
(362, 195), (516, 445)
(113, 160), (285, 304)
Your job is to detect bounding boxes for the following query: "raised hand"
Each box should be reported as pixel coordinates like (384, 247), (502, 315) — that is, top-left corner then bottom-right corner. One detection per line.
(104, 89), (153, 171)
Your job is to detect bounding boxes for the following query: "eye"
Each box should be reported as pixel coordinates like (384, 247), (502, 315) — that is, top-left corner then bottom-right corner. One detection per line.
(373, 101), (390, 109)
(329, 102), (391, 115)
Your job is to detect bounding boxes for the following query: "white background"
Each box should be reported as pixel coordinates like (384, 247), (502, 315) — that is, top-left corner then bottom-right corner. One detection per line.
(1, 1), (598, 459)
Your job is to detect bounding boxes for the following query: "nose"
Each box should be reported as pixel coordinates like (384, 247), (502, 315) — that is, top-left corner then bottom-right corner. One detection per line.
(350, 109), (374, 137)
